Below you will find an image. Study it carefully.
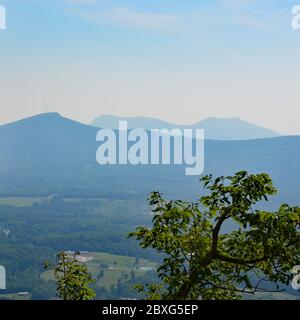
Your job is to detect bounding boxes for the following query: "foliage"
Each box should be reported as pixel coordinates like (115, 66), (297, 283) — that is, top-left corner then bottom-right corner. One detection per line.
(0, 198), (157, 299)
(44, 252), (96, 300)
(129, 171), (300, 300)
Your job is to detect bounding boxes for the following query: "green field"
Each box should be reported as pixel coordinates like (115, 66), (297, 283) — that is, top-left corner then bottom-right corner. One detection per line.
(0, 197), (53, 207)
(0, 197), (37, 207)
(0, 197), (118, 207)
(41, 252), (157, 290)
(0, 293), (31, 300)
(244, 291), (300, 300)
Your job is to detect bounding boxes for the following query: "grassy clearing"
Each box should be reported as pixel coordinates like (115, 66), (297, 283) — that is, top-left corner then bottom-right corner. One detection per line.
(0, 197), (37, 207)
(244, 291), (300, 300)
(0, 293), (31, 300)
(0, 197), (52, 207)
(41, 251), (157, 290)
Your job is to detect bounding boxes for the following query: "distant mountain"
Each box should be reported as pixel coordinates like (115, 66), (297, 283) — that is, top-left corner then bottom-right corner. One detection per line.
(0, 112), (97, 170)
(0, 113), (299, 208)
(91, 115), (281, 140)
(194, 117), (281, 140)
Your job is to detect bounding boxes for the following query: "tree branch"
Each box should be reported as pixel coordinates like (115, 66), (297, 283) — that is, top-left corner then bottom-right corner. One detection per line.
(215, 252), (267, 265)
(202, 213), (229, 266)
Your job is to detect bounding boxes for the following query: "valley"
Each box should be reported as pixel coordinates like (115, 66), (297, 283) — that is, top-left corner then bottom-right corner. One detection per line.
(0, 113), (299, 300)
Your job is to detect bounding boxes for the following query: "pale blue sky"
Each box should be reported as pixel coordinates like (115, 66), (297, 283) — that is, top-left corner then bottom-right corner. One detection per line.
(0, 0), (300, 134)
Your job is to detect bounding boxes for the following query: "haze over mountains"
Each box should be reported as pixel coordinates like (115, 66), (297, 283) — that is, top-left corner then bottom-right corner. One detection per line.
(0, 113), (299, 301)
(91, 115), (281, 140)
(0, 112), (299, 207)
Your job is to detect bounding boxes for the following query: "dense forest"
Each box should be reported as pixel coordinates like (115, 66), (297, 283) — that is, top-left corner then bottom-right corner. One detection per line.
(0, 197), (160, 299)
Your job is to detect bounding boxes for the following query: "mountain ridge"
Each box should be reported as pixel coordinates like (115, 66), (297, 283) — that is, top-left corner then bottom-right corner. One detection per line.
(0, 113), (299, 206)
(91, 114), (281, 140)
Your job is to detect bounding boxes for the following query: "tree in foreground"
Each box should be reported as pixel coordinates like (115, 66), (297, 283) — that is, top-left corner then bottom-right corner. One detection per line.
(129, 171), (300, 300)
(44, 252), (96, 300)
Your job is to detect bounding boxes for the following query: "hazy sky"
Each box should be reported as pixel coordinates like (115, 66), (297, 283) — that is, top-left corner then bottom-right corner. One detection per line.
(0, 0), (300, 134)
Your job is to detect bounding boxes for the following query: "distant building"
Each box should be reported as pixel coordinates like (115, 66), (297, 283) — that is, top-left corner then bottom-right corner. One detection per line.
(0, 266), (5, 290)
(17, 292), (30, 296)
